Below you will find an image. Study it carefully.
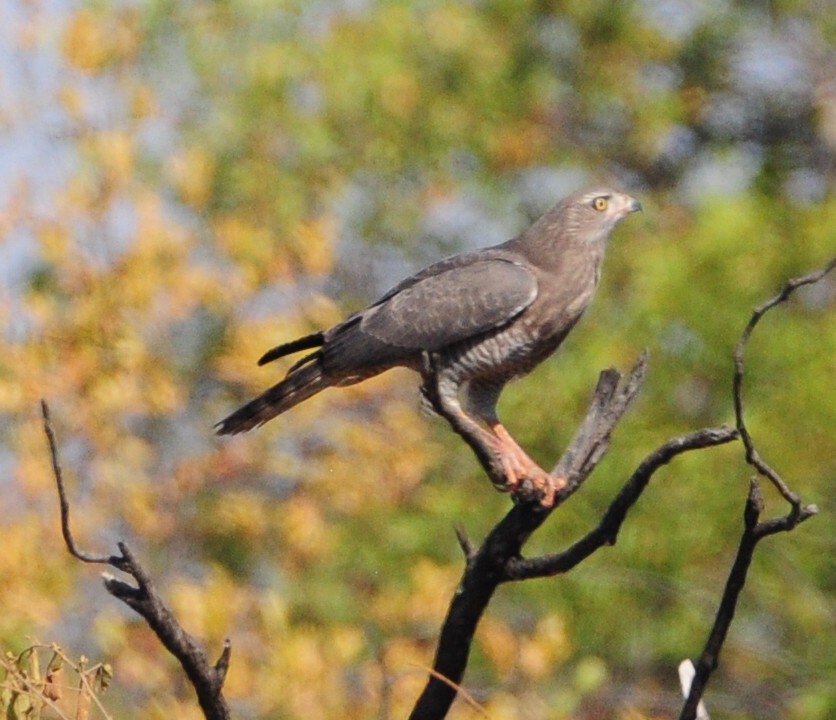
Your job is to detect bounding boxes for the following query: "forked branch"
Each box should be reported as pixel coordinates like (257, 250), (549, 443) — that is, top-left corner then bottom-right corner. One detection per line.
(411, 354), (737, 720)
(732, 256), (835, 513)
(42, 401), (232, 720)
(680, 258), (832, 720)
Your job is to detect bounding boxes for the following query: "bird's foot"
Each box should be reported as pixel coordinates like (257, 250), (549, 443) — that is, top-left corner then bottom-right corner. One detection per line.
(504, 458), (565, 508)
(488, 424), (565, 507)
(499, 443), (566, 508)
(517, 472), (567, 508)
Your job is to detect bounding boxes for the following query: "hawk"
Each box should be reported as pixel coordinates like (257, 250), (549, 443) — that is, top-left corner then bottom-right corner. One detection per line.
(217, 187), (641, 501)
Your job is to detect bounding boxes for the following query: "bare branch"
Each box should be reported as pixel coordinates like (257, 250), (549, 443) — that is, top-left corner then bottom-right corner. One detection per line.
(101, 542), (232, 720)
(508, 426), (738, 580)
(41, 400), (118, 566)
(680, 257), (833, 719)
(679, 478), (815, 720)
(42, 402), (232, 720)
(679, 480), (761, 720)
(552, 351), (648, 500)
(732, 256), (835, 514)
(410, 354), (653, 720)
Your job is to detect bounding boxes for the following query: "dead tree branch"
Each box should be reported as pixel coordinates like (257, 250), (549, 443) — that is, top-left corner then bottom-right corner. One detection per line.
(732, 256), (835, 512)
(411, 354), (737, 720)
(679, 258), (833, 720)
(508, 426), (739, 581)
(41, 401), (232, 720)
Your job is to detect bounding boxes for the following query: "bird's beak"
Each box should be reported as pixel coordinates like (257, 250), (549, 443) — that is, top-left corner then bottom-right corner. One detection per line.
(627, 197), (643, 214)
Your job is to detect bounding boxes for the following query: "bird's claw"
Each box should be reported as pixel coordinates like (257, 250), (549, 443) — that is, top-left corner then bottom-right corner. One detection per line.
(514, 471), (566, 508)
(496, 449), (565, 508)
(487, 422), (564, 507)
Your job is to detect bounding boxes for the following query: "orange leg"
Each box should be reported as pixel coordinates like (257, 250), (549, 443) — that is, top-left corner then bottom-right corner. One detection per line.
(488, 422), (566, 506)
(422, 368), (563, 506)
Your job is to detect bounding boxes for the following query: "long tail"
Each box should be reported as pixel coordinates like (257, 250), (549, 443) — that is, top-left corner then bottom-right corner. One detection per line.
(215, 360), (329, 435)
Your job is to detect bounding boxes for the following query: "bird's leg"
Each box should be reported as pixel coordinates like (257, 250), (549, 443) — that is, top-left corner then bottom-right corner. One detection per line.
(421, 359), (561, 506)
(421, 362), (519, 490)
(487, 422), (565, 507)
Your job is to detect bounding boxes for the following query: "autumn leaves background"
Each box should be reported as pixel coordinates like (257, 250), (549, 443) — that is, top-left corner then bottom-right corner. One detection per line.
(1, 2), (834, 718)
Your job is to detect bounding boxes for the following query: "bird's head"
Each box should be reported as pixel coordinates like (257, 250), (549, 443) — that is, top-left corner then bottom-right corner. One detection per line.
(506, 186), (641, 272)
(515, 186), (642, 260)
(562, 187), (642, 244)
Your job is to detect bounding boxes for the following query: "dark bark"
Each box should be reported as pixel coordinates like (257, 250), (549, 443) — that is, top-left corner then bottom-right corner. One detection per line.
(412, 354), (738, 720)
(42, 401), (232, 720)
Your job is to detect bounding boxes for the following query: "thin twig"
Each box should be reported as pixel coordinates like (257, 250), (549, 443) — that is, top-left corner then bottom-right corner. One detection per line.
(732, 256), (836, 513)
(681, 258), (833, 719)
(41, 400), (116, 565)
(42, 402), (232, 720)
(59, 645), (115, 720)
(410, 665), (492, 719)
(453, 524), (476, 561)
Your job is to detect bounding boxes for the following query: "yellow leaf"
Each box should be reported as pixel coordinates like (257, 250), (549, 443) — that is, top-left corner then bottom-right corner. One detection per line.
(293, 216), (335, 276)
(96, 131), (136, 187)
(166, 147), (216, 209)
(479, 617), (518, 679)
(63, 10), (108, 72)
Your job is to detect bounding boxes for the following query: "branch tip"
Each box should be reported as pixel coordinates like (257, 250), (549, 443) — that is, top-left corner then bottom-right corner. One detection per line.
(42, 400), (113, 565)
(215, 640), (232, 681)
(453, 525), (475, 559)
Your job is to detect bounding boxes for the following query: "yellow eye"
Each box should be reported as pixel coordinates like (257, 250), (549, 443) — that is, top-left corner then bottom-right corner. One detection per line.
(593, 196), (608, 211)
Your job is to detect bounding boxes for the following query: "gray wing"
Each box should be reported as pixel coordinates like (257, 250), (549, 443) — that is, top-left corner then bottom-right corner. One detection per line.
(358, 258), (538, 349)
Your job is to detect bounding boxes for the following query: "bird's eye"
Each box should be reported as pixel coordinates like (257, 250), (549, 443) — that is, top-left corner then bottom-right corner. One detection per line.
(592, 196), (608, 212)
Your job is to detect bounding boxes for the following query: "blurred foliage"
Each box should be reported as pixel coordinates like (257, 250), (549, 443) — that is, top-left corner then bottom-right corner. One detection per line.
(1, 0), (834, 719)
(1, 643), (112, 720)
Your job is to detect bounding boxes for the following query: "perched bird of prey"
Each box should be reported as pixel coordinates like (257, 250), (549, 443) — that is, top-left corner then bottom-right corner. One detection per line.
(217, 187), (641, 501)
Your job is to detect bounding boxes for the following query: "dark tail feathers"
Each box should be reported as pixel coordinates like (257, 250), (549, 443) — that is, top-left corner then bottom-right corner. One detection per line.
(215, 361), (328, 435)
(258, 331), (324, 366)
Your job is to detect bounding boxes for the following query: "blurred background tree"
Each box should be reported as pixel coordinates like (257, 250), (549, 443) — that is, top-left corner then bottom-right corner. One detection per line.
(0, 0), (833, 718)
